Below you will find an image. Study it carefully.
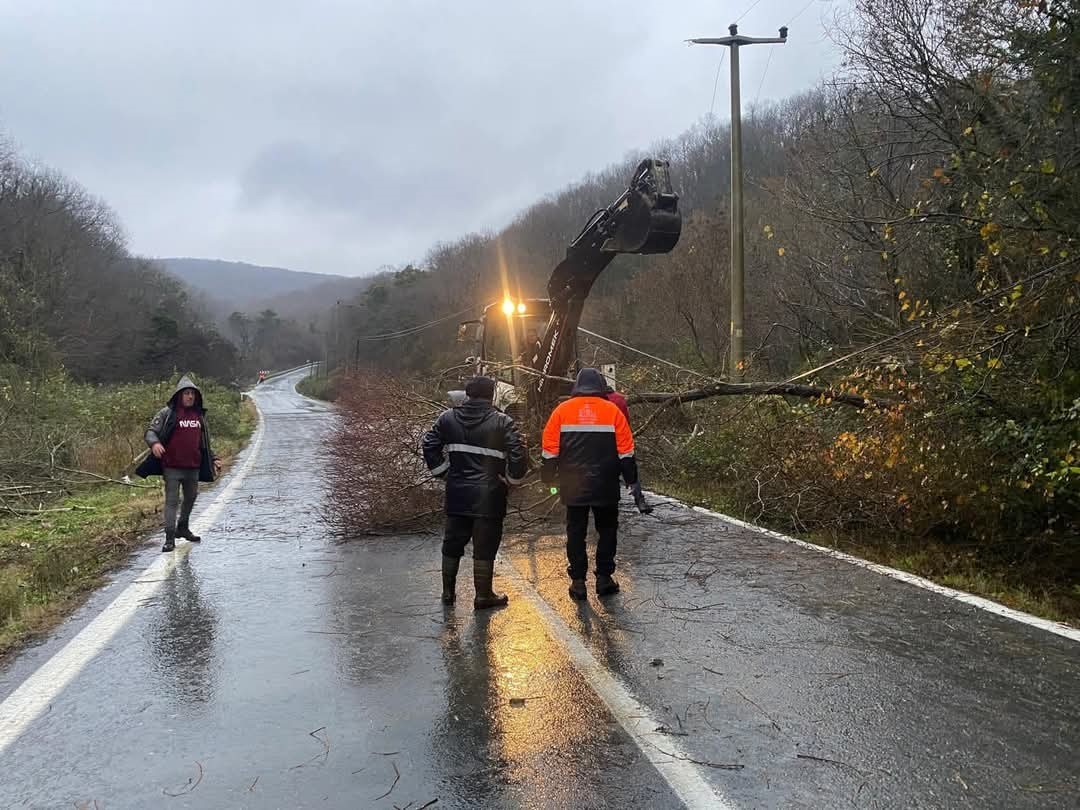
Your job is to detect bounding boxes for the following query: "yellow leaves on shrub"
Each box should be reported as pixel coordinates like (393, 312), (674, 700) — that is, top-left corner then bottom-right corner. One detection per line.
(763, 224), (774, 239)
(955, 358), (973, 369)
(777, 247), (786, 257)
(986, 358), (1003, 370)
(932, 167), (951, 184)
(1040, 158), (1056, 175)
(980, 222), (1000, 240)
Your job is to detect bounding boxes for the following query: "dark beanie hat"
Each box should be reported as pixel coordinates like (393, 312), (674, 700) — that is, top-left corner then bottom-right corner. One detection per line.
(465, 376), (496, 401)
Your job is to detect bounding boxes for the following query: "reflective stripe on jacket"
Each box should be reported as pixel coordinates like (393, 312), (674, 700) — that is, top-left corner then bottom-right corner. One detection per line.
(541, 395), (637, 506)
(422, 399), (528, 518)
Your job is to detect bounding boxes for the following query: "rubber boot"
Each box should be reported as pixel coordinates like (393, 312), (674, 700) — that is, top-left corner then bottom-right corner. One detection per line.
(473, 559), (508, 610)
(568, 578), (588, 601)
(176, 518), (201, 543)
(162, 530), (176, 552)
(441, 555), (460, 605)
(595, 574), (620, 596)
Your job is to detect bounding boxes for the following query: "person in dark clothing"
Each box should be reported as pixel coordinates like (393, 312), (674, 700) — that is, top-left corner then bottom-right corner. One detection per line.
(422, 376), (528, 609)
(138, 374), (220, 552)
(541, 368), (637, 601)
(604, 385), (653, 514)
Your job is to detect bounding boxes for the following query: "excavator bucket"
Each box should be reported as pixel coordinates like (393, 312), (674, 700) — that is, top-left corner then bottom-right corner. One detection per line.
(601, 159), (681, 255)
(526, 157), (683, 416)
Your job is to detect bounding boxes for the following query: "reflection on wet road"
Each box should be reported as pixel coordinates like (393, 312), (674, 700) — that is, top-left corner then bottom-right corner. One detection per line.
(1, 369), (1077, 808)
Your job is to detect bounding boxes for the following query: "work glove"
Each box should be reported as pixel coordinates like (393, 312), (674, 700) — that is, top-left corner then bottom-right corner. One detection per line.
(631, 482), (653, 515)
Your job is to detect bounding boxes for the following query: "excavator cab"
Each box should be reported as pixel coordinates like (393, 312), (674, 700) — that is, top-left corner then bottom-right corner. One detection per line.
(458, 299), (556, 420)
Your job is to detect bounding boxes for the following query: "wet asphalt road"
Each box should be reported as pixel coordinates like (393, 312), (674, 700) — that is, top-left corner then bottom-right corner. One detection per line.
(1, 369), (1078, 808)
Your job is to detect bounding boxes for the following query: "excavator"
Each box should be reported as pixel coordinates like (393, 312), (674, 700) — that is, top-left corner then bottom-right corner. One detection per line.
(456, 158), (682, 422)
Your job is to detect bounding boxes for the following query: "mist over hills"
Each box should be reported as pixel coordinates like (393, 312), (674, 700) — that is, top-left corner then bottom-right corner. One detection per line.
(159, 257), (372, 320)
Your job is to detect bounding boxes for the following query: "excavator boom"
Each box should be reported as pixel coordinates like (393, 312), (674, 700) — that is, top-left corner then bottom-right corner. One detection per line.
(533, 159), (681, 408)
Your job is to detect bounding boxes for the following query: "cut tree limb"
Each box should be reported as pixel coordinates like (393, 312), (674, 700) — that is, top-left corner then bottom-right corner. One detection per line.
(627, 381), (882, 409)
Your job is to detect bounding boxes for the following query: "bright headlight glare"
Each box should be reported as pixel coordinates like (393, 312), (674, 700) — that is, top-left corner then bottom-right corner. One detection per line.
(502, 298), (515, 315)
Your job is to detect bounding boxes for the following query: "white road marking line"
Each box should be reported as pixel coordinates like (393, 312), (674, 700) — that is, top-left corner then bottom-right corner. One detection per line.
(0, 405), (267, 754)
(642, 491), (1080, 643)
(501, 562), (737, 810)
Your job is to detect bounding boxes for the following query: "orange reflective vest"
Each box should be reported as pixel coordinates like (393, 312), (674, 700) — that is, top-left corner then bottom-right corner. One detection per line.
(541, 395), (637, 506)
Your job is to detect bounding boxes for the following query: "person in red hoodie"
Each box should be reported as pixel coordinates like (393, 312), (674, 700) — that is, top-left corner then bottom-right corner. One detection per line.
(140, 375), (220, 551)
(604, 384), (653, 514)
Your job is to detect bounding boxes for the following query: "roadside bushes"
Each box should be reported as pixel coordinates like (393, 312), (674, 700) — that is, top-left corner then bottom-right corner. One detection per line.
(0, 370), (255, 653)
(0, 370), (248, 506)
(639, 359), (1080, 620)
(323, 370), (443, 536)
(296, 368), (344, 402)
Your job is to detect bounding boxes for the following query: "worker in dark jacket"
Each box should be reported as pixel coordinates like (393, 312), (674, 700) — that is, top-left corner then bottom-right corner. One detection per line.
(604, 384), (653, 514)
(541, 368), (637, 601)
(137, 374), (220, 552)
(422, 376), (528, 609)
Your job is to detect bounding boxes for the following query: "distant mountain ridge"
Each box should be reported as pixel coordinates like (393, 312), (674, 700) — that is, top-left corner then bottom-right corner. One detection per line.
(159, 257), (348, 307)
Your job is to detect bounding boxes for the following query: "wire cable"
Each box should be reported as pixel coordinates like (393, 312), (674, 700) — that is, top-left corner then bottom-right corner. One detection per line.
(735, 0), (765, 24)
(579, 254), (1078, 389)
(786, 0), (819, 28)
(354, 304), (478, 341)
(577, 327), (714, 380)
(753, 47), (775, 109)
(708, 50), (727, 119)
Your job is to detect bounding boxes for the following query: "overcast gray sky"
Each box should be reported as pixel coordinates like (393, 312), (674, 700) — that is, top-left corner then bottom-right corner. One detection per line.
(0, 1), (844, 276)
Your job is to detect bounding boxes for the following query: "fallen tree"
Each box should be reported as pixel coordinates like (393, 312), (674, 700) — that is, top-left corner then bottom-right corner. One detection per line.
(323, 371), (444, 536)
(628, 381), (878, 409)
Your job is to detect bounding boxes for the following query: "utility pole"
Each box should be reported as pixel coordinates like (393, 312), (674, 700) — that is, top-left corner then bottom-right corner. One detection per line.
(690, 23), (787, 377)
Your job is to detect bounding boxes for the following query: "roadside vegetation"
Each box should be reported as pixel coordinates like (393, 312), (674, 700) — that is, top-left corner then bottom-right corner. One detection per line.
(0, 131), (261, 656)
(319, 1), (1079, 624)
(296, 368), (344, 402)
(0, 377), (256, 655)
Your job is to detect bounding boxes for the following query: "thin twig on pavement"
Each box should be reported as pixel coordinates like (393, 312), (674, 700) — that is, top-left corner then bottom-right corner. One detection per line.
(375, 762), (401, 801)
(162, 760), (204, 796)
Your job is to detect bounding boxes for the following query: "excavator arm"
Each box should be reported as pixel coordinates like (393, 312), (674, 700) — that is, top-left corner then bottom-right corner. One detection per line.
(531, 158), (681, 408)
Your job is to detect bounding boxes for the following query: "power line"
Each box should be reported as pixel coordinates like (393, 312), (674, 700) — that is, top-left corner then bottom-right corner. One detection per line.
(580, 254), (1078, 390)
(735, 0), (765, 24)
(354, 304), (477, 341)
(781, 255), (1079, 386)
(578, 327), (713, 380)
(753, 48), (775, 109)
(708, 50), (727, 119)
(786, 0), (818, 28)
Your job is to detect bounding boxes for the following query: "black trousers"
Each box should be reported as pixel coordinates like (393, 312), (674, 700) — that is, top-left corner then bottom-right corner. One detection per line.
(565, 504), (619, 579)
(443, 515), (504, 562)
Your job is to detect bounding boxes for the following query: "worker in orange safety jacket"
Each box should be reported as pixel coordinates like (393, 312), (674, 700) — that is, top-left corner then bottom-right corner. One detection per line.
(541, 368), (638, 601)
